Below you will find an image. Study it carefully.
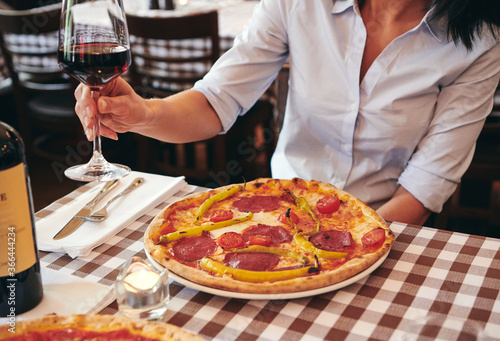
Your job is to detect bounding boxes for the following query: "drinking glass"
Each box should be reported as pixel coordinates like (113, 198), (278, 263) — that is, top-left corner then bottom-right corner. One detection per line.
(58, 0), (131, 181)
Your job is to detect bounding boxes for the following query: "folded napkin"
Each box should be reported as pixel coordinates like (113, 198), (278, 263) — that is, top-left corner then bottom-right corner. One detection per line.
(0, 267), (114, 323)
(36, 171), (187, 258)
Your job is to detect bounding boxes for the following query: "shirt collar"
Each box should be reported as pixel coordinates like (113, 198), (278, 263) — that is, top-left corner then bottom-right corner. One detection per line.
(421, 7), (448, 43)
(331, 0), (448, 43)
(331, 0), (354, 15)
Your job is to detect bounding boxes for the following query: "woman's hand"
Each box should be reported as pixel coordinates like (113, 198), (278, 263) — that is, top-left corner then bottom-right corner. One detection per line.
(74, 77), (151, 140)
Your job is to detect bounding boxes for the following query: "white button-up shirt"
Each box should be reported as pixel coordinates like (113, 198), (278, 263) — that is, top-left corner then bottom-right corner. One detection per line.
(194, 0), (500, 212)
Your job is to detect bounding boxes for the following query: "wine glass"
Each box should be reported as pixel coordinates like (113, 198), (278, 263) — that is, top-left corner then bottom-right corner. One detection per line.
(58, 0), (131, 182)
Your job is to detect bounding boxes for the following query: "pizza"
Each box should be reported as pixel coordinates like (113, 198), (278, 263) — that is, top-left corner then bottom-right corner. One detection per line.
(145, 178), (394, 294)
(0, 314), (205, 340)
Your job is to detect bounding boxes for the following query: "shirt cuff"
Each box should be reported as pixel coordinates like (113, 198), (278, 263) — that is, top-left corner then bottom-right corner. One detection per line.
(398, 164), (458, 213)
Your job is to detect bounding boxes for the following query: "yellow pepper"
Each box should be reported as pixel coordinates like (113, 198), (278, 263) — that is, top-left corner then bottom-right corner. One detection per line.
(292, 233), (348, 259)
(200, 257), (319, 283)
(229, 245), (309, 265)
(193, 184), (244, 224)
(285, 189), (321, 234)
(157, 212), (253, 244)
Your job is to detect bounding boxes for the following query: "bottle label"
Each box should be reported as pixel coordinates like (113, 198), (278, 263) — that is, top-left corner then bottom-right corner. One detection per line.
(0, 163), (37, 277)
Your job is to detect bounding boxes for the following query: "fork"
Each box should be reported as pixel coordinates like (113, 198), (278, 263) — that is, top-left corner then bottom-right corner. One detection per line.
(76, 177), (144, 222)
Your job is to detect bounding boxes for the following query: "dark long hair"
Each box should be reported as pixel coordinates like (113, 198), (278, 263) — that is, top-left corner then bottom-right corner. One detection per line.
(429, 0), (500, 51)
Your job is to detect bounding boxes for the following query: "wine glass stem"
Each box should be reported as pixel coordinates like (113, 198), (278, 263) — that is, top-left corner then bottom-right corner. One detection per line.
(91, 90), (103, 160)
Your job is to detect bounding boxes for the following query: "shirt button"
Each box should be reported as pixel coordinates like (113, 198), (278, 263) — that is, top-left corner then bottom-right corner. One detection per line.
(342, 144), (351, 152)
(351, 103), (358, 111)
(334, 182), (344, 189)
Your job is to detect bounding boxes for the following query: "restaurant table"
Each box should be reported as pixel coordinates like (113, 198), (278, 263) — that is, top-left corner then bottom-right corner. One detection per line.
(17, 179), (500, 340)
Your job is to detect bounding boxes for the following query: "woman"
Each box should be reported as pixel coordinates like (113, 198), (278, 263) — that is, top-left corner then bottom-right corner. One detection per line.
(74, 0), (500, 225)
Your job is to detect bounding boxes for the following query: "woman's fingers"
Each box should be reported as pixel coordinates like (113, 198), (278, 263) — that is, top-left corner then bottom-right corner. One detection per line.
(98, 121), (119, 140)
(74, 78), (145, 140)
(74, 85), (97, 140)
(97, 89), (147, 130)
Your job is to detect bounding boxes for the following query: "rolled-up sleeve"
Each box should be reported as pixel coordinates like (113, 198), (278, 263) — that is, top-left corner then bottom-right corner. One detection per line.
(399, 43), (500, 212)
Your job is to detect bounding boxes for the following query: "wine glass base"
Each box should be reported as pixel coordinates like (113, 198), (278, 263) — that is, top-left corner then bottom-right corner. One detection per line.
(64, 162), (131, 182)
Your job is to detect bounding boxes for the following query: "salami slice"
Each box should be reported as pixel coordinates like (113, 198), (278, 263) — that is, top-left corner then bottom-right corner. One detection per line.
(224, 253), (280, 271)
(172, 232), (217, 262)
(242, 225), (293, 246)
(309, 230), (354, 251)
(233, 196), (282, 213)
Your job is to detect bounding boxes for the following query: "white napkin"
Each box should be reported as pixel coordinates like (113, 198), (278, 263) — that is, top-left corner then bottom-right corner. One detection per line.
(36, 171), (187, 258)
(0, 267), (114, 323)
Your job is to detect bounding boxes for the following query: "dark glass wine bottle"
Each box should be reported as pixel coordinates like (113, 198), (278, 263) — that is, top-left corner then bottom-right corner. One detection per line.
(0, 121), (43, 318)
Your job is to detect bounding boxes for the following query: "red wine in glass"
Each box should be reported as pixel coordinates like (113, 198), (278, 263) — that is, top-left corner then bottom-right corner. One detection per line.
(58, 0), (132, 182)
(58, 43), (130, 89)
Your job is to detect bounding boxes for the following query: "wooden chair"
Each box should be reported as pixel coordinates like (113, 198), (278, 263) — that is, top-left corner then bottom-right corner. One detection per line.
(126, 10), (220, 98)
(0, 41), (11, 93)
(0, 43), (17, 129)
(0, 3), (86, 164)
(126, 10), (275, 186)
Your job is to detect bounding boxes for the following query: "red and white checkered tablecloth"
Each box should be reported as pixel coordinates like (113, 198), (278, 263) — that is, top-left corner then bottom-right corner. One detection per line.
(34, 180), (500, 341)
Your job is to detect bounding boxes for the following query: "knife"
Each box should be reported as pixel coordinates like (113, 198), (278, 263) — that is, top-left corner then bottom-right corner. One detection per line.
(52, 179), (120, 240)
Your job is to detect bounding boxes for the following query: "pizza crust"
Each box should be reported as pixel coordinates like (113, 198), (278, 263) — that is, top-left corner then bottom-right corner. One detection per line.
(145, 178), (395, 295)
(0, 314), (205, 340)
